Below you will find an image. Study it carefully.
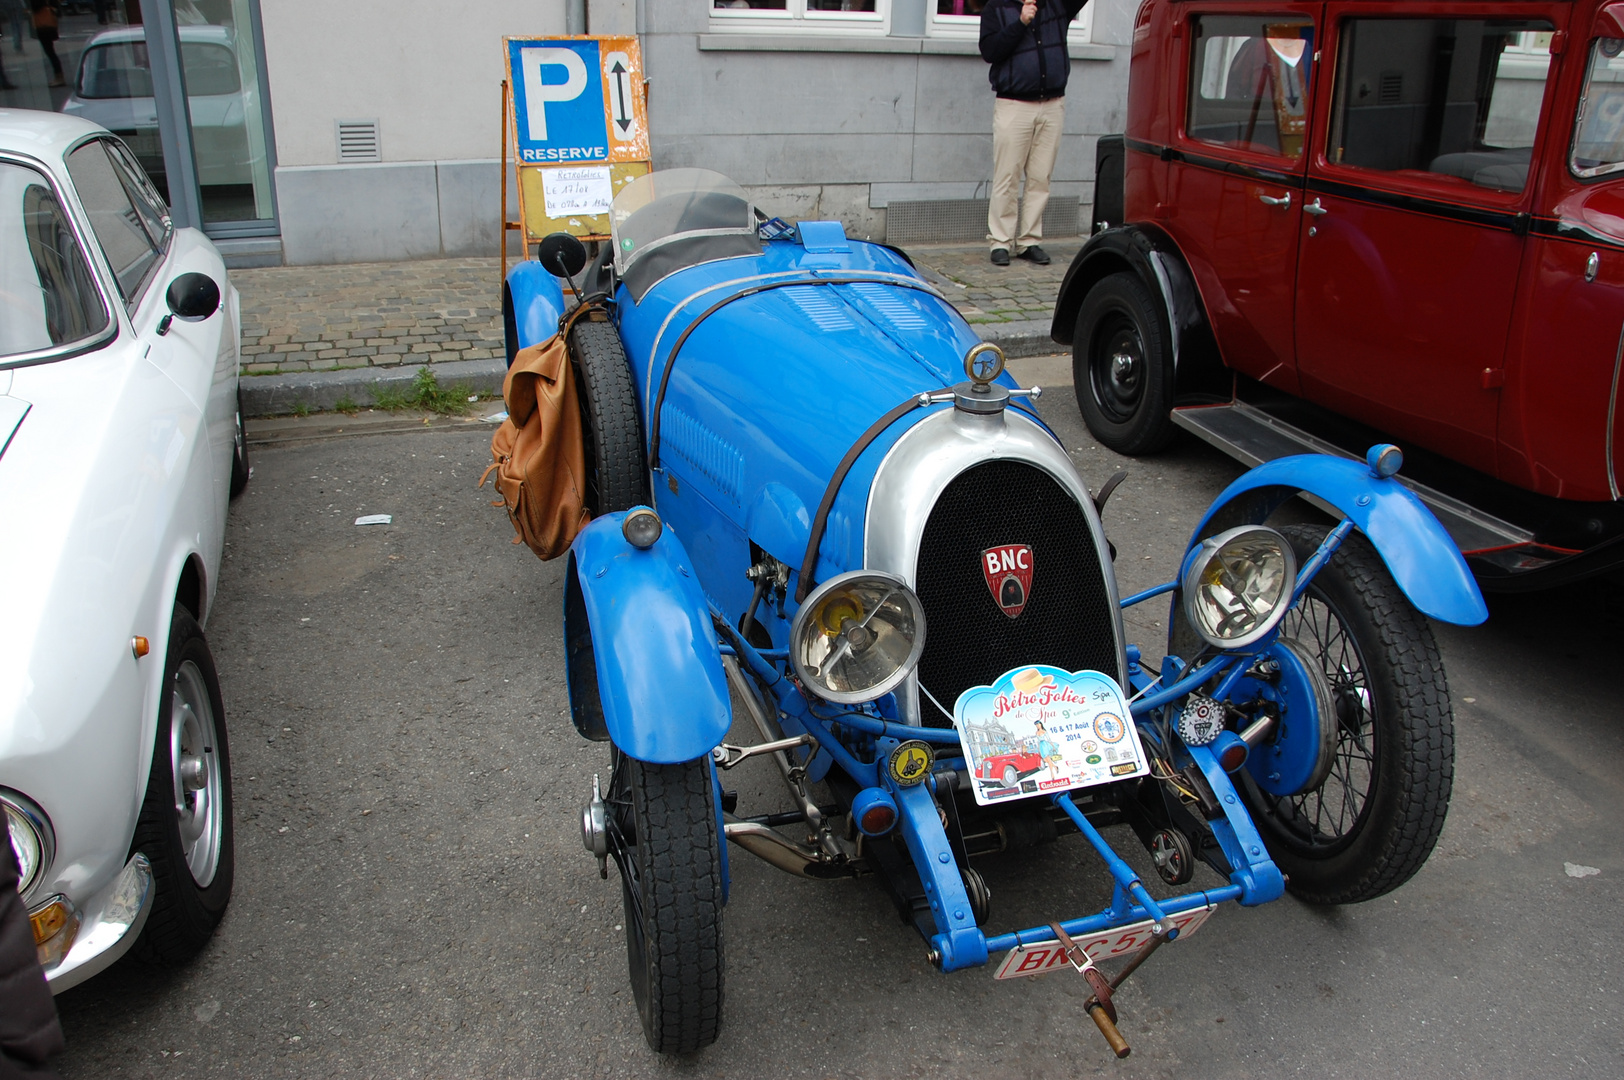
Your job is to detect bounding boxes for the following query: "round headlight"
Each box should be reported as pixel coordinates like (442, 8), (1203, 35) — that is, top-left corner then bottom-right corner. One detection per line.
(790, 571), (926, 704)
(1182, 526), (1298, 649)
(3, 792), (52, 899)
(622, 507), (662, 549)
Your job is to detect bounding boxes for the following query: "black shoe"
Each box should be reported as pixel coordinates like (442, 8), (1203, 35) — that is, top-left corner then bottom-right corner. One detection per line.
(1017, 245), (1051, 266)
(990, 248), (1010, 266)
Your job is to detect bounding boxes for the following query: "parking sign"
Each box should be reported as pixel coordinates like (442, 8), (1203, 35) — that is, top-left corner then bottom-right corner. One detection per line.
(504, 35), (650, 239)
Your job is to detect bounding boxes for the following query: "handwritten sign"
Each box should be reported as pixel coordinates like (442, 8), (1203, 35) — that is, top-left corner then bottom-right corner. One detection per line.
(542, 166), (614, 218)
(952, 666), (1148, 807)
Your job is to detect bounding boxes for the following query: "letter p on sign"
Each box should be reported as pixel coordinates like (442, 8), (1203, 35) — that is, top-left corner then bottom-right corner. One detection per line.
(520, 47), (587, 140)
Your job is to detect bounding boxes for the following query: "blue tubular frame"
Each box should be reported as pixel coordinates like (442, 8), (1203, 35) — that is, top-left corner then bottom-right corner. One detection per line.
(717, 592), (1292, 973)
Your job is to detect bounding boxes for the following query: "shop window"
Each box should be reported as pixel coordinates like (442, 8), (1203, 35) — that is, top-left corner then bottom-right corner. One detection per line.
(711, 0), (884, 28)
(932, 2), (1092, 43)
(1326, 18), (1555, 193)
(1186, 15), (1314, 160)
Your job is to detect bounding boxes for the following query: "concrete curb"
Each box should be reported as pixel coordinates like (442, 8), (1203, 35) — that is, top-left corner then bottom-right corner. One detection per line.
(240, 357), (507, 418)
(238, 321), (1060, 418)
(977, 318), (1060, 359)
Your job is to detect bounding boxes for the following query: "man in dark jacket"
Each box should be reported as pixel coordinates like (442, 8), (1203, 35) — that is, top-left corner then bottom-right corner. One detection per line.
(1, 838), (64, 1080)
(980, 0), (1089, 265)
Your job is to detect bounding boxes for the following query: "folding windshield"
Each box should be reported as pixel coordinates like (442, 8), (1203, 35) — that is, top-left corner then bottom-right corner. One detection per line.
(610, 168), (761, 300)
(1573, 38), (1624, 178)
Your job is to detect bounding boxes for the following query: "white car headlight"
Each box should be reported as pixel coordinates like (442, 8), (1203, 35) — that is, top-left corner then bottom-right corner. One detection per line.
(3, 792), (53, 899)
(1182, 526), (1298, 649)
(790, 571), (926, 704)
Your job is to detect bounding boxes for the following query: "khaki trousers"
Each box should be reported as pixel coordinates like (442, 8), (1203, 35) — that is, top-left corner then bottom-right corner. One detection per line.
(989, 96), (1065, 253)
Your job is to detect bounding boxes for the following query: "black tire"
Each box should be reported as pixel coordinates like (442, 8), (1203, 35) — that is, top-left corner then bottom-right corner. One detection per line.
(1072, 271), (1177, 455)
(129, 606), (234, 965)
(229, 386), (249, 498)
(569, 319), (649, 514)
(1239, 524), (1454, 904)
(606, 748), (724, 1054)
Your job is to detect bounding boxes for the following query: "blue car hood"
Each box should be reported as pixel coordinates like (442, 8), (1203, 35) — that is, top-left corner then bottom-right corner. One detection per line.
(614, 239), (1015, 574)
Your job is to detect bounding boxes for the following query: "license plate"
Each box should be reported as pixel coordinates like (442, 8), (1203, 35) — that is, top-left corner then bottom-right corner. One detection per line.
(992, 904), (1217, 980)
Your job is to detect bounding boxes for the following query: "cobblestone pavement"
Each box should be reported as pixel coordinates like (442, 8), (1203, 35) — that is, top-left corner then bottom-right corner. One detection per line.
(910, 239), (1081, 325)
(235, 258), (506, 376)
(234, 242), (1077, 378)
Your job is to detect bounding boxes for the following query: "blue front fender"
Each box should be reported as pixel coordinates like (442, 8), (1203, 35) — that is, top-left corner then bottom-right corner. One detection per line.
(1190, 454), (1488, 626)
(504, 260), (566, 361)
(564, 513), (732, 764)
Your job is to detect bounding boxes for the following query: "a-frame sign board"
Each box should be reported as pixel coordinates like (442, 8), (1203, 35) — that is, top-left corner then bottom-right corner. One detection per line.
(501, 35), (651, 272)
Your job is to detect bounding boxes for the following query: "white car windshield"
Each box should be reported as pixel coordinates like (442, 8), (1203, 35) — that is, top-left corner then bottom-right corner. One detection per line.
(0, 162), (110, 362)
(611, 168), (760, 300)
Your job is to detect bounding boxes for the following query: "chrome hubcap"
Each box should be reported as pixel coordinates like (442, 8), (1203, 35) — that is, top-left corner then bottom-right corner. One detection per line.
(170, 660), (223, 887)
(1111, 350), (1137, 384)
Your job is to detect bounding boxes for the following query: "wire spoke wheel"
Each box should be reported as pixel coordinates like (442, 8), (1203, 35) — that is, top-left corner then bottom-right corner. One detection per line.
(1238, 524), (1455, 904)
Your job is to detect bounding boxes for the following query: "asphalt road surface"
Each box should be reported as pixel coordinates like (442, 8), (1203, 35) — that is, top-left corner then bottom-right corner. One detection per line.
(53, 369), (1623, 1078)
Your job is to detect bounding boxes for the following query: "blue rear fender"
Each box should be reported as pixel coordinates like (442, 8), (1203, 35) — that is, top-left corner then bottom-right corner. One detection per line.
(563, 513), (732, 764)
(1188, 454), (1489, 625)
(503, 260), (567, 363)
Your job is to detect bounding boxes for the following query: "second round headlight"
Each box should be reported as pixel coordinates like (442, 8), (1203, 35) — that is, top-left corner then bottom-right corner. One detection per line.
(790, 571), (926, 704)
(1182, 525), (1298, 649)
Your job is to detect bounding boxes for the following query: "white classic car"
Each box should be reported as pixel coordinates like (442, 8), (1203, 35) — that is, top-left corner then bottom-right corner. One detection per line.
(0, 109), (243, 991)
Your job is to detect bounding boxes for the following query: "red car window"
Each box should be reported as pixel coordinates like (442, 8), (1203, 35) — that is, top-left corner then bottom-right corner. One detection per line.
(1187, 15), (1315, 160)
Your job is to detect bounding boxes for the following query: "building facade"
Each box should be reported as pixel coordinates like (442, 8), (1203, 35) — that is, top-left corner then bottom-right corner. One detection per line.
(0, 0), (1131, 264)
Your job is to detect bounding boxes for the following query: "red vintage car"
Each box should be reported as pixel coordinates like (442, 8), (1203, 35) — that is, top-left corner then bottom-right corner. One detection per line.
(1055, 0), (1624, 588)
(978, 745), (1044, 788)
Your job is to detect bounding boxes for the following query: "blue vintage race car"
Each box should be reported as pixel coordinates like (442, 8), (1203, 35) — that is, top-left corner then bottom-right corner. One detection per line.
(500, 169), (1488, 1057)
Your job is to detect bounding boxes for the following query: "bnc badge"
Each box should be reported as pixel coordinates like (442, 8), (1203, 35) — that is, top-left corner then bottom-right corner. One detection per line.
(981, 544), (1034, 619)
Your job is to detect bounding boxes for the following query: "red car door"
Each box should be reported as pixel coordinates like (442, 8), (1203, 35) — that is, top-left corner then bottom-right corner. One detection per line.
(1166, 4), (1321, 392)
(1295, 4), (1566, 475)
(1501, 11), (1624, 503)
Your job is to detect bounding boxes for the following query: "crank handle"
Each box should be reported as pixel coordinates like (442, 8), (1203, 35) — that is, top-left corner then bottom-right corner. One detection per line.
(1089, 1003), (1132, 1059)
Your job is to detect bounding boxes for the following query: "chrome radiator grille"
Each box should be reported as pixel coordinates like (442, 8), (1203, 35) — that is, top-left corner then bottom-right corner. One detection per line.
(912, 460), (1120, 726)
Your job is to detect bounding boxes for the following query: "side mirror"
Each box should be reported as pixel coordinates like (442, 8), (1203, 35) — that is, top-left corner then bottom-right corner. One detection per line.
(166, 273), (220, 321)
(537, 232), (588, 279)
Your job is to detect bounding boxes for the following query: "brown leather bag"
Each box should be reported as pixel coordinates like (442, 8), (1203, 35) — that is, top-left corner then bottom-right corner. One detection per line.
(481, 305), (596, 560)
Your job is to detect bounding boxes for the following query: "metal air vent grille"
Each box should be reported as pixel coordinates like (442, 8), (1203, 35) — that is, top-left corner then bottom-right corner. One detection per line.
(336, 119), (381, 162)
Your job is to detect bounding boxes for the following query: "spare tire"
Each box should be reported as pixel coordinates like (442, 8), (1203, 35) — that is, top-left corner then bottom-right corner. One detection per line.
(568, 318), (649, 514)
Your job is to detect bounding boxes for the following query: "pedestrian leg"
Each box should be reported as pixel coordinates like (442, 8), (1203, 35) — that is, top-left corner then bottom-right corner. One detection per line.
(989, 98), (1038, 256)
(39, 32), (61, 86)
(1015, 98), (1065, 254)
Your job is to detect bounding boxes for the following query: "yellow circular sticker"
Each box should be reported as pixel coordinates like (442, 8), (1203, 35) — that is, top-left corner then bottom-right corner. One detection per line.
(887, 740), (934, 787)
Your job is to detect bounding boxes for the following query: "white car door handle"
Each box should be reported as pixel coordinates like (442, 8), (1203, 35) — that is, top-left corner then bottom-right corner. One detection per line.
(1304, 198), (1328, 216)
(1259, 192), (1291, 208)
